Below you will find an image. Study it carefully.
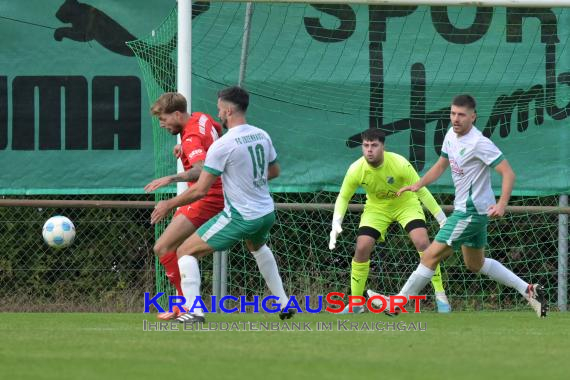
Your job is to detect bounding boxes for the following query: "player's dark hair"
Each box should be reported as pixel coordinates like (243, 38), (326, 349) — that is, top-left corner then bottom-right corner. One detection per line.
(361, 128), (386, 144)
(452, 94), (476, 111)
(150, 92), (187, 115)
(218, 86), (249, 112)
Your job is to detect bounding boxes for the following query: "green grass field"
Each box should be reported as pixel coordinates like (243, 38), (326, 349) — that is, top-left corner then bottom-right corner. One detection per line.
(1, 312), (569, 379)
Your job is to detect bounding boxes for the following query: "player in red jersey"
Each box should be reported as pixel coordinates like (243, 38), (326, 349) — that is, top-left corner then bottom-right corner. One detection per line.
(145, 92), (224, 320)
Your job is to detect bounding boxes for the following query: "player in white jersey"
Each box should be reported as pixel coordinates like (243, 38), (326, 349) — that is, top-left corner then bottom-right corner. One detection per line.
(150, 86), (292, 323)
(368, 94), (548, 318)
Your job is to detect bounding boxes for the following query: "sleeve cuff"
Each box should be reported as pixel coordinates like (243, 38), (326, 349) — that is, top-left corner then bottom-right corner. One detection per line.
(441, 151), (449, 158)
(434, 210), (447, 224)
(490, 154), (504, 168)
(203, 165), (222, 176)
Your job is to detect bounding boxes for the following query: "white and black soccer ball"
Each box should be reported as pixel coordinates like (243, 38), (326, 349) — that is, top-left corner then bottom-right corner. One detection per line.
(42, 216), (76, 248)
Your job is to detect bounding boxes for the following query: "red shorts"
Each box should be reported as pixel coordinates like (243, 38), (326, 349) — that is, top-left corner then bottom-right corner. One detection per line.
(174, 197), (224, 228)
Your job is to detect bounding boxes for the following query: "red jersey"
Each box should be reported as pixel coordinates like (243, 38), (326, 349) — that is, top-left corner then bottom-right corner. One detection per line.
(180, 112), (223, 199)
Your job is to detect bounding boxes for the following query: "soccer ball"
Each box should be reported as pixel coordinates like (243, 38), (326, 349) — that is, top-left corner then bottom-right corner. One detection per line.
(42, 216), (76, 248)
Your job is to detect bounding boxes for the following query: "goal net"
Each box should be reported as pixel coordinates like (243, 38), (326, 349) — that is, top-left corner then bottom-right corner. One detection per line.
(128, 1), (569, 312)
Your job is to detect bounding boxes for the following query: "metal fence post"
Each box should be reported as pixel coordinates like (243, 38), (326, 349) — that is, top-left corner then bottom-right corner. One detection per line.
(559, 194), (568, 311)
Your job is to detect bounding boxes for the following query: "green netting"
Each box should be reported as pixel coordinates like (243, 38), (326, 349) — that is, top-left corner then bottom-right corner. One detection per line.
(128, 3), (568, 312)
(127, 8), (179, 303)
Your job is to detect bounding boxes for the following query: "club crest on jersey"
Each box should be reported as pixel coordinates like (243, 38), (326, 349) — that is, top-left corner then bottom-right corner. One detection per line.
(386, 176), (394, 184)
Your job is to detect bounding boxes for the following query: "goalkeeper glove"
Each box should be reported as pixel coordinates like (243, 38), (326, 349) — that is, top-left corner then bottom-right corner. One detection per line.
(328, 217), (343, 250)
(435, 210), (447, 228)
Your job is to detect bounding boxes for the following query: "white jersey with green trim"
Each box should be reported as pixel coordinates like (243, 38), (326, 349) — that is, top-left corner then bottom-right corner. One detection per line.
(441, 125), (504, 215)
(203, 124), (277, 220)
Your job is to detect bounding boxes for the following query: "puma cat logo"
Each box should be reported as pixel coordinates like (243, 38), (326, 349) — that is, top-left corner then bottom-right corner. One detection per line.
(54, 0), (210, 91)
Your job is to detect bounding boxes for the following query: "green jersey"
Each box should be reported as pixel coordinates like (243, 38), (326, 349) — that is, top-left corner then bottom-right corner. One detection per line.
(334, 152), (442, 220)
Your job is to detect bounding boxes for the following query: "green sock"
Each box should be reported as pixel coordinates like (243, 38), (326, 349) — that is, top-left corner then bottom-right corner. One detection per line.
(351, 260), (370, 297)
(418, 251), (445, 293)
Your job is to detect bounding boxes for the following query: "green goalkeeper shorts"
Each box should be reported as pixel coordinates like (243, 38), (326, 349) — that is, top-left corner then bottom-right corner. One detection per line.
(197, 209), (275, 251)
(435, 211), (488, 249)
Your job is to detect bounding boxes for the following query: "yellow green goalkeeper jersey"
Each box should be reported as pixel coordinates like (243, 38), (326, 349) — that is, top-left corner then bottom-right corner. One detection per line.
(334, 152), (442, 218)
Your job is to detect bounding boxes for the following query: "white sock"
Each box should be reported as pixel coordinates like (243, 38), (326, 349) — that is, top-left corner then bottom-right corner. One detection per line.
(479, 258), (528, 296)
(178, 255), (204, 316)
(251, 245), (288, 309)
(399, 264), (435, 298)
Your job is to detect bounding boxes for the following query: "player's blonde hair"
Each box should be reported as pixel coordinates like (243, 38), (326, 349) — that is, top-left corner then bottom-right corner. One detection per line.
(151, 92), (187, 115)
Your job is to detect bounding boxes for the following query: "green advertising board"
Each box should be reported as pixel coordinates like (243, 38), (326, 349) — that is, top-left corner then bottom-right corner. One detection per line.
(1, 1), (569, 195)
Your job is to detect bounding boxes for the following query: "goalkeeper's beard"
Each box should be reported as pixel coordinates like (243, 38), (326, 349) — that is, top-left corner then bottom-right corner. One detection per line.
(365, 156), (383, 167)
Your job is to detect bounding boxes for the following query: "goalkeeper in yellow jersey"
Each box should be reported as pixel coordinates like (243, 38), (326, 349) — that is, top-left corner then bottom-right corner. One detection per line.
(329, 128), (450, 313)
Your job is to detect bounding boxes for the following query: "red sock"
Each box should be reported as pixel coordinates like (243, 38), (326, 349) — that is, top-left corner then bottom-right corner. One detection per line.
(158, 251), (183, 296)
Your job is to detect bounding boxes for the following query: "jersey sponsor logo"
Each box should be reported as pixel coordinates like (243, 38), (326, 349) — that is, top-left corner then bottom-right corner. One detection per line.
(375, 190), (398, 199)
(253, 177), (268, 188)
(386, 176), (394, 184)
(188, 148), (204, 160)
(449, 158), (464, 175)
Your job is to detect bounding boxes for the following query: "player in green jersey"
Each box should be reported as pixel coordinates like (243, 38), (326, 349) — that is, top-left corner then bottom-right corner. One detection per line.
(369, 94), (547, 318)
